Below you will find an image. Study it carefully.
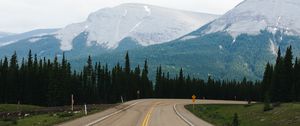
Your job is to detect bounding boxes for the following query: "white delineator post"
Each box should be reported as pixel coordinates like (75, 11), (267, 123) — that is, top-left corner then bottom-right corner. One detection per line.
(71, 94), (74, 111)
(121, 96), (124, 103)
(84, 104), (87, 115)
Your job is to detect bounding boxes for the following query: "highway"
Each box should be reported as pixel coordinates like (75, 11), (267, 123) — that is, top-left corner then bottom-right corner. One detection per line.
(58, 99), (246, 126)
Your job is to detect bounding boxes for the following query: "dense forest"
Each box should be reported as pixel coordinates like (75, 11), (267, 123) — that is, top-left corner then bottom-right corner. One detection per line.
(0, 51), (153, 106)
(155, 67), (261, 101)
(0, 47), (299, 107)
(262, 46), (300, 102)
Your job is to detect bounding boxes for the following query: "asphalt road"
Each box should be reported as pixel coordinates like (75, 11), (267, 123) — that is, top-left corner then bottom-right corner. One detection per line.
(58, 99), (246, 126)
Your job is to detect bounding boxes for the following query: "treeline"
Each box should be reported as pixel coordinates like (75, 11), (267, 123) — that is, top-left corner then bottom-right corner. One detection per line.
(155, 67), (261, 101)
(0, 51), (153, 106)
(262, 46), (300, 102)
(2, 47), (300, 107)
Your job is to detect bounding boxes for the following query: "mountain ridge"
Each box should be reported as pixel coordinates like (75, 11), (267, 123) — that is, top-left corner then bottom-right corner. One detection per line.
(55, 3), (219, 51)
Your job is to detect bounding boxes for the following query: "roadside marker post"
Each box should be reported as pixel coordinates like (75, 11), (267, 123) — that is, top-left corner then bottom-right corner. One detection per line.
(71, 94), (74, 111)
(137, 90), (140, 99)
(84, 104), (87, 115)
(121, 96), (124, 103)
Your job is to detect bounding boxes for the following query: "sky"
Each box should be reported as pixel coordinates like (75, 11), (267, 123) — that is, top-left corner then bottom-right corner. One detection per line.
(0, 0), (243, 33)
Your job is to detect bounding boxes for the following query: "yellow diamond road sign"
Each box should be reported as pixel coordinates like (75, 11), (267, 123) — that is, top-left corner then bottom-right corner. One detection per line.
(192, 95), (196, 102)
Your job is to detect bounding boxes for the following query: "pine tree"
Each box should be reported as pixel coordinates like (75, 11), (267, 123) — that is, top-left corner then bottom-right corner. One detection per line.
(293, 58), (300, 101)
(271, 48), (284, 102)
(155, 66), (162, 97)
(262, 63), (273, 101)
(283, 46), (293, 101)
(0, 57), (8, 103)
(135, 65), (141, 99)
(141, 60), (152, 98)
(177, 68), (185, 98)
(0, 59), (2, 103)
(8, 52), (19, 103)
(125, 52), (130, 74)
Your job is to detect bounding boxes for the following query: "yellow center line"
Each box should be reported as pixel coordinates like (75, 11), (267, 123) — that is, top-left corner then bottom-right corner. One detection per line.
(141, 102), (160, 126)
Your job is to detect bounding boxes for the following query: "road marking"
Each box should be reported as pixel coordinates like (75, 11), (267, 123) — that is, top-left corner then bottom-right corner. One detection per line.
(173, 104), (195, 126)
(85, 101), (142, 126)
(141, 102), (160, 126)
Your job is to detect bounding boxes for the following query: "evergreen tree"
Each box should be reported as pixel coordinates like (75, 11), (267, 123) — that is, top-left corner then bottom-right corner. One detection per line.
(141, 60), (153, 98)
(8, 52), (19, 103)
(271, 48), (284, 102)
(295, 58), (300, 100)
(155, 66), (162, 97)
(0, 57), (8, 103)
(283, 46), (293, 101)
(261, 63), (273, 101)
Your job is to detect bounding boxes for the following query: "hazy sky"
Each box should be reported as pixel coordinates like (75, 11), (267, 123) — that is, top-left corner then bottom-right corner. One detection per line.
(0, 0), (243, 33)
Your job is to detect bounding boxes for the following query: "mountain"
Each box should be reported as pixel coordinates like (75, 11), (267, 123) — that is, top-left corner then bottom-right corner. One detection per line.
(0, 32), (14, 38)
(81, 0), (300, 80)
(202, 0), (300, 38)
(0, 3), (218, 58)
(2, 1), (299, 80)
(0, 29), (59, 47)
(56, 3), (218, 51)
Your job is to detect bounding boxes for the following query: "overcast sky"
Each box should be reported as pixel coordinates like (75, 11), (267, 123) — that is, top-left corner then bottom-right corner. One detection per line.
(0, 0), (243, 33)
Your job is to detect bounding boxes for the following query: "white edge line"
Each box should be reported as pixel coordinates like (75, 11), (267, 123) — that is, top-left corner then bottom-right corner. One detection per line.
(173, 104), (195, 126)
(85, 101), (142, 126)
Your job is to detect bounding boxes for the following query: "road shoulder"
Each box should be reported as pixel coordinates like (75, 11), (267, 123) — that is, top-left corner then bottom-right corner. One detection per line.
(56, 100), (140, 126)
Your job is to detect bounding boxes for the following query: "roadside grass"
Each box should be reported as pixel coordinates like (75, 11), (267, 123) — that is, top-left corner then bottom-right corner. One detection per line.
(0, 104), (43, 113)
(0, 104), (115, 126)
(185, 103), (300, 126)
(0, 113), (84, 126)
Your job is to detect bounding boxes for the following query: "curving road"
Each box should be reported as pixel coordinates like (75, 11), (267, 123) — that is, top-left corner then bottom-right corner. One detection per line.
(58, 99), (246, 126)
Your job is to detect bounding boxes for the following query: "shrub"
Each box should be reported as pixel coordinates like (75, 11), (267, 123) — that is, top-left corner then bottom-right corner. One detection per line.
(263, 101), (273, 111)
(263, 94), (273, 112)
(232, 113), (239, 126)
(58, 112), (74, 118)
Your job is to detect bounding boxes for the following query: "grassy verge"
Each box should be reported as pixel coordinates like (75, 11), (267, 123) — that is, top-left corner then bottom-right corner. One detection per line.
(185, 103), (300, 126)
(0, 104), (115, 126)
(0, 104), (43, 113)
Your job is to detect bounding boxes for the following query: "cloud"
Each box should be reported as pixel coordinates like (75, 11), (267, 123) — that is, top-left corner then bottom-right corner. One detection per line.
(0, 0), (243, 33)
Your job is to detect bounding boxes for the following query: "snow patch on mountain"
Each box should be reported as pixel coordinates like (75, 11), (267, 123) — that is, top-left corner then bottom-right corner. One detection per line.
(203, 0), (300, 38)
(219, 45), (223, 50)
(269, 39), (278, 55)
(180, 35), (199, 41)
(55, 3), (218, 51)
(144, 6), (151, 15)
(0, 41), (16, 47)
(28, 38), (42, 43)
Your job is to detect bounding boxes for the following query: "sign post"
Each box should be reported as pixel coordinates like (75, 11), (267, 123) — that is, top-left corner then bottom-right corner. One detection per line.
(192, 95), (196, 110)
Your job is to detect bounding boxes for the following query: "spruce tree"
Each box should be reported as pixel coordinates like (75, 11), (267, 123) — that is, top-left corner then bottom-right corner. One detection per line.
(271, 48), (284, 102)
(283, 46), (293, 101)
(294, 58), (300, 100)
(155, 66), (162, 97)
(141, 60), (152, 98)
(262, 63), (273, 101)
(8, 52), (19, 103)
(1, 57), (8, 103)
